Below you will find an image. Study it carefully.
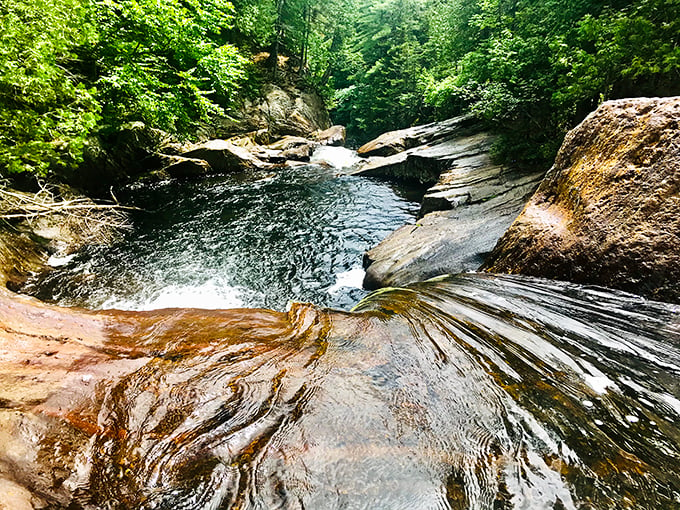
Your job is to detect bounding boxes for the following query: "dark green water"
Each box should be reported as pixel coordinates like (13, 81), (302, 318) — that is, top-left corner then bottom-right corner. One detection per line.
(25, 155), (422, 310)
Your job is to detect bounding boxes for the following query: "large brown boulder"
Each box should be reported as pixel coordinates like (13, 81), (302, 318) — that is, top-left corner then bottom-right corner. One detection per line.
(483, 96), (680, 303)
(181, 139), (271, 172)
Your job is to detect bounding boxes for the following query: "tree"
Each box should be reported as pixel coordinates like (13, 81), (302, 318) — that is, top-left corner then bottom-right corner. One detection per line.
(0, 0), (99, 176)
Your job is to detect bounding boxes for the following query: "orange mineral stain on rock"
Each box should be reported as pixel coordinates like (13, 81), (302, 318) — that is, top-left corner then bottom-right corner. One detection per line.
(483, 96), (680, 302)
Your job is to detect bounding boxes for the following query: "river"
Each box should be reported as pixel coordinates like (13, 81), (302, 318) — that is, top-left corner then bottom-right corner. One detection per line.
(5, 147), (680, 509)
(22, 147), (423, 311)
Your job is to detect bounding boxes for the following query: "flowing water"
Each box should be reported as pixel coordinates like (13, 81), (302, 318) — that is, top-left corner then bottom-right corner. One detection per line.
(3, 273), (678, 509)
(6, 148), (680, 509)
(23, 148), (422, 311)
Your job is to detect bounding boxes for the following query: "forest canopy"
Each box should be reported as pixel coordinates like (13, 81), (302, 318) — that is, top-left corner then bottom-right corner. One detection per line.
(1, 0), (678, 178)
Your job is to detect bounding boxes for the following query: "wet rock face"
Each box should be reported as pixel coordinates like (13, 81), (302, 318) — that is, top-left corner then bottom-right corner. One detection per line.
(1, 274), (680, 509)
(483, 96), (680, 303)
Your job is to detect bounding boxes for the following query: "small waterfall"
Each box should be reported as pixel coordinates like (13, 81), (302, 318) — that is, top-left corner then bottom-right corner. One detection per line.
(310, 145), (362, 170)
(4, 273), (679, 508)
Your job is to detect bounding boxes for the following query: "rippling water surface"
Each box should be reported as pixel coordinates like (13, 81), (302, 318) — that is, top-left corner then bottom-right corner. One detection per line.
(24, 153), (422, 310)
(8, 149), (680, 509)
(8, 273), (677, 509)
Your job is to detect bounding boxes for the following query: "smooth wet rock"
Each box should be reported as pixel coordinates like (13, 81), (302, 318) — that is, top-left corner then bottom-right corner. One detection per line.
(181, 139), (270, 172)
(364, 167), (543, 289)
(1, 274), (679, 508)
(312, 125), (346, 147)
(483, 96), (680, 303)
(353, 119), (487, 184)
(362, 130), (543, 289)
(356, 115), (477, 158)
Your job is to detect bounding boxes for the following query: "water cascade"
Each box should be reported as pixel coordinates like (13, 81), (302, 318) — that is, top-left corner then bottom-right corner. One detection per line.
(1, 273), (678, 508)
(22, 150), (421, 311)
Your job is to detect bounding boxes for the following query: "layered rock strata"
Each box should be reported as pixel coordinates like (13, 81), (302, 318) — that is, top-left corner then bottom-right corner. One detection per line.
(358, 119), (543, 289)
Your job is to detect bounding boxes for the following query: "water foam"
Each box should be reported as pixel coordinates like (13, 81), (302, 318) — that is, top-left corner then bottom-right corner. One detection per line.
(310, 146), (362, 169)
(101, 280), (244, 311)
(327, 267), (365, 294)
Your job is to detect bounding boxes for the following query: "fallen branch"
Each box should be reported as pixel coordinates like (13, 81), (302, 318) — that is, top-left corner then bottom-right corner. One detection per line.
(0, 183), (139, 245)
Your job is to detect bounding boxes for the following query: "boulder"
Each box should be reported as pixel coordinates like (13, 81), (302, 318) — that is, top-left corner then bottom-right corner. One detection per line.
(482, 96), (680, 303)
(0, 230), (46, 292)
(73, 122), (174, 196)
(353, 118), (485, 183)
(280, 143), (316, 162)
(161, 156), (212, 179)
(267, 135), (313, 151)
(181, 139), (271, 173)
(313, 125), (346, 147)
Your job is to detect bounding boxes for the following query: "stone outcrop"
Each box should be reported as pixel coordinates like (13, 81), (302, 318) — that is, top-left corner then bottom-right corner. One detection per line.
(0, 231), (45, 292)
(357, 116), (477, 158)
(482, 96), (680, 303)
(358, 120), (544, 289)
(66, 78), (332, 193)
(0, 273), (679, 508)
(159, 155), (213, 179)
(217, 83), (331, 139)
(181, 139), (273, 173)
(353, 117), (484, 184)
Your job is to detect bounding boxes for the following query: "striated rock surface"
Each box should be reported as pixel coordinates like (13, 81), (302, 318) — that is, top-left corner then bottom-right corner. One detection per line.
(483, 96), (680, 303)
(0, 274), (679, 508)
(359, 123), (543, 289)
(353, 116), (482, 183)
(357, 116), (476, 158)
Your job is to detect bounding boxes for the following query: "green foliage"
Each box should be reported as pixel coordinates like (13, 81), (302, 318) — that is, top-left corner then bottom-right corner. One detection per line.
(2, 0), (678, 178)
(0, 0), (100, 176)
(325, 0), (679, 159)
(230, 0), (277, 48)
(94, 0), (249, 134)
(417, 0), (680, 163)
(332, 0), (429, 139)
(0, 0), (250, 179)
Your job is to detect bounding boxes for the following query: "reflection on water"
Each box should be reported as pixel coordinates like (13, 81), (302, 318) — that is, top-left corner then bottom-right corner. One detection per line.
(5, 273), (678, 509)
(23, 161), (422, 311)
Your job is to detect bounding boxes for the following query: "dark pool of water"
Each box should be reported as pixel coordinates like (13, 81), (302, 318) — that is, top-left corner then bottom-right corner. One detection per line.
(24, 160), (423, 311)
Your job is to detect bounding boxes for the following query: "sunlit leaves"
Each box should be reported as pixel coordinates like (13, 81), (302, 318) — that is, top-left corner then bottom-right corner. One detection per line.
(0, 0), (100, 175)
(0, 0), (250, 177)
